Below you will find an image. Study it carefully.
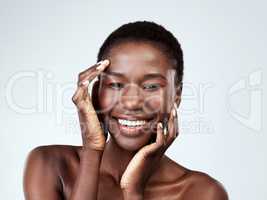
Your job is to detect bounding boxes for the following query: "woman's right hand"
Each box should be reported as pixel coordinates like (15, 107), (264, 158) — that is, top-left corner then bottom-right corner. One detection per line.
(72, 60), (110, 151)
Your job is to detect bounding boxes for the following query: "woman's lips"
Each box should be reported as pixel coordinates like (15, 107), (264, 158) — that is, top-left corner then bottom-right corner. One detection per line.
(118, 123), (147, 137)
(111, 116), (158, 137)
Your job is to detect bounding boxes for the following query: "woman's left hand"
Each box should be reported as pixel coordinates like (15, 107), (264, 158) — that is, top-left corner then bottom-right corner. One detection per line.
(120, 103), (179, 198)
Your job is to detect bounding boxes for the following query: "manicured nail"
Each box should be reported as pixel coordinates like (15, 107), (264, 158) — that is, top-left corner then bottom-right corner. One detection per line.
(96, 64), (105, 70)
(96, 59), (109, 70)
(174, 103), (177, 110)
(172, 108), (176, 117)
(102, 59), (109, 65)
(162, 116), (169, 136)
(96, 61), (103, 65)
(163, 126), (168, 136)
(158, 122), (163, 129)
(81, 80), (89, 86)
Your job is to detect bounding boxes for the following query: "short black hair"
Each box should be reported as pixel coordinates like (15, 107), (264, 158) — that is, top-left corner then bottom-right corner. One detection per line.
(97, 21), (184, 85)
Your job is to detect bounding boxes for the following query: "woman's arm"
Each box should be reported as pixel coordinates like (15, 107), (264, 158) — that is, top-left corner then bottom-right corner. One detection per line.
(24, 60), (110, 200)
(69, 148), (103, 200)
(69, 60), (110, 200)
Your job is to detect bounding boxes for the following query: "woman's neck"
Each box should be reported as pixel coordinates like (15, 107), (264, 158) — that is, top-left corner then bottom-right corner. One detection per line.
(100, 137), (138, 185)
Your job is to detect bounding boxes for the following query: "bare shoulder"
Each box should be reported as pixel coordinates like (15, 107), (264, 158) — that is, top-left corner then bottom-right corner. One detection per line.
(26, 144), (81, 159)
(182, 170), (229, 200)
(156, 157), (228, 200)
(24, 145), (81, 170)
(23, 145), (81, 199)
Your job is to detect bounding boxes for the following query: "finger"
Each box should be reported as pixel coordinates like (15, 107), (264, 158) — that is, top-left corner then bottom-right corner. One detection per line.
(142, 122), (165, 155)
(78, 60), (108, 79)
(72, 85), (88, 106)
(78, 59), (110, 85)
(73, 60), (110, 107)
(166, 103), (177, 144)
(156, 122), (165, 146)
(175, 107), (179, 138)
(172, 103), (178, 138)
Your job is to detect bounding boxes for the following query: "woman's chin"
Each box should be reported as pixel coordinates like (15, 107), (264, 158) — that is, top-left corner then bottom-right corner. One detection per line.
(110, 134), (152, 152)
(107, 117), (156, 152)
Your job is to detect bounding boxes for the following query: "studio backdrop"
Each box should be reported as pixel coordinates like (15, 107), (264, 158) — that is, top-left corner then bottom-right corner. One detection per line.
(0, 0), (266, 199)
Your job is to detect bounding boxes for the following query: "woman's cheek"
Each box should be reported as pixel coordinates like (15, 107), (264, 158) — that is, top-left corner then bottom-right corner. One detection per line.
(143, 92), (164, 115)
(98, 89), (119, 113)
(98, 87), (165, 115)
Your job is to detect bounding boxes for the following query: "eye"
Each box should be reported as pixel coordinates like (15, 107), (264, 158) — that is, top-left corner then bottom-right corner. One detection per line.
(143, 83), (161, 91)
(109, 82), (124, 90)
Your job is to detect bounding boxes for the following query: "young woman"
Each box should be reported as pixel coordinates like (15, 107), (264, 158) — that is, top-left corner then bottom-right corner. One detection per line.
(23, 21), (228, 200)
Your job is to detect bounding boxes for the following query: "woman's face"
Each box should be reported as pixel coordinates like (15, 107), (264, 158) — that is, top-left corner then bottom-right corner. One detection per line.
(98, 41), (180, 151)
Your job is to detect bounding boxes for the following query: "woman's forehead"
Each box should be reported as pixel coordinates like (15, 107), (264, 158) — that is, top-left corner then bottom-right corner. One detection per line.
(106, 42), (175, 72)
(102, 62), (176, 83)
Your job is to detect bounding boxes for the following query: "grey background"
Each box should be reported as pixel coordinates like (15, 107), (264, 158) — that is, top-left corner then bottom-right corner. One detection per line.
(0, 0), (266, 199)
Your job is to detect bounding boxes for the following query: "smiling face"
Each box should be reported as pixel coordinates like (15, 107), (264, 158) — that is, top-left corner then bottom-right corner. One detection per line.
(97, 40), (181, 151)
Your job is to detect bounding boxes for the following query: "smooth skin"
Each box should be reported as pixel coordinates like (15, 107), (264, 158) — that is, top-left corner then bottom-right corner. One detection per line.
(23, 41), (228, 200)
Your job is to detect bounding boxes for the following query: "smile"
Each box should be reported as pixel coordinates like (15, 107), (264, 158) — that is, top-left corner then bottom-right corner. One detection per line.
(118, 119), (147, 127)
(111, 116), (153, 137)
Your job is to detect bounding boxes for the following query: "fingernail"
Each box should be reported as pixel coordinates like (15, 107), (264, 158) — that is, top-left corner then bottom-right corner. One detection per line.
(163, 127), (168, 136)
(81, 80), (89, 86)
(96, 61), (103, 66)
(96, 60), (109, 70)
(174, 103), (177, 110)
(102, 59), (109, 65)
(158, 122), (163, 129)
(96, 64), (105, 70)
(172, 108), (176, 117)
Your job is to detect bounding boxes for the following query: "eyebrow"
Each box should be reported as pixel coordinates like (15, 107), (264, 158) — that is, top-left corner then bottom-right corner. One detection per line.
(103, 71), (167, 80)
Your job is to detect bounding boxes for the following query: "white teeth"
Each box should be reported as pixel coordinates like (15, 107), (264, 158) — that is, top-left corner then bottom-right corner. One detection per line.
(118, 119), (146, 127)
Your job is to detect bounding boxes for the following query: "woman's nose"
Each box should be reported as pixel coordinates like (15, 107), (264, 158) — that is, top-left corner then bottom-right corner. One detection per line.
(121, 84), (143, 110)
